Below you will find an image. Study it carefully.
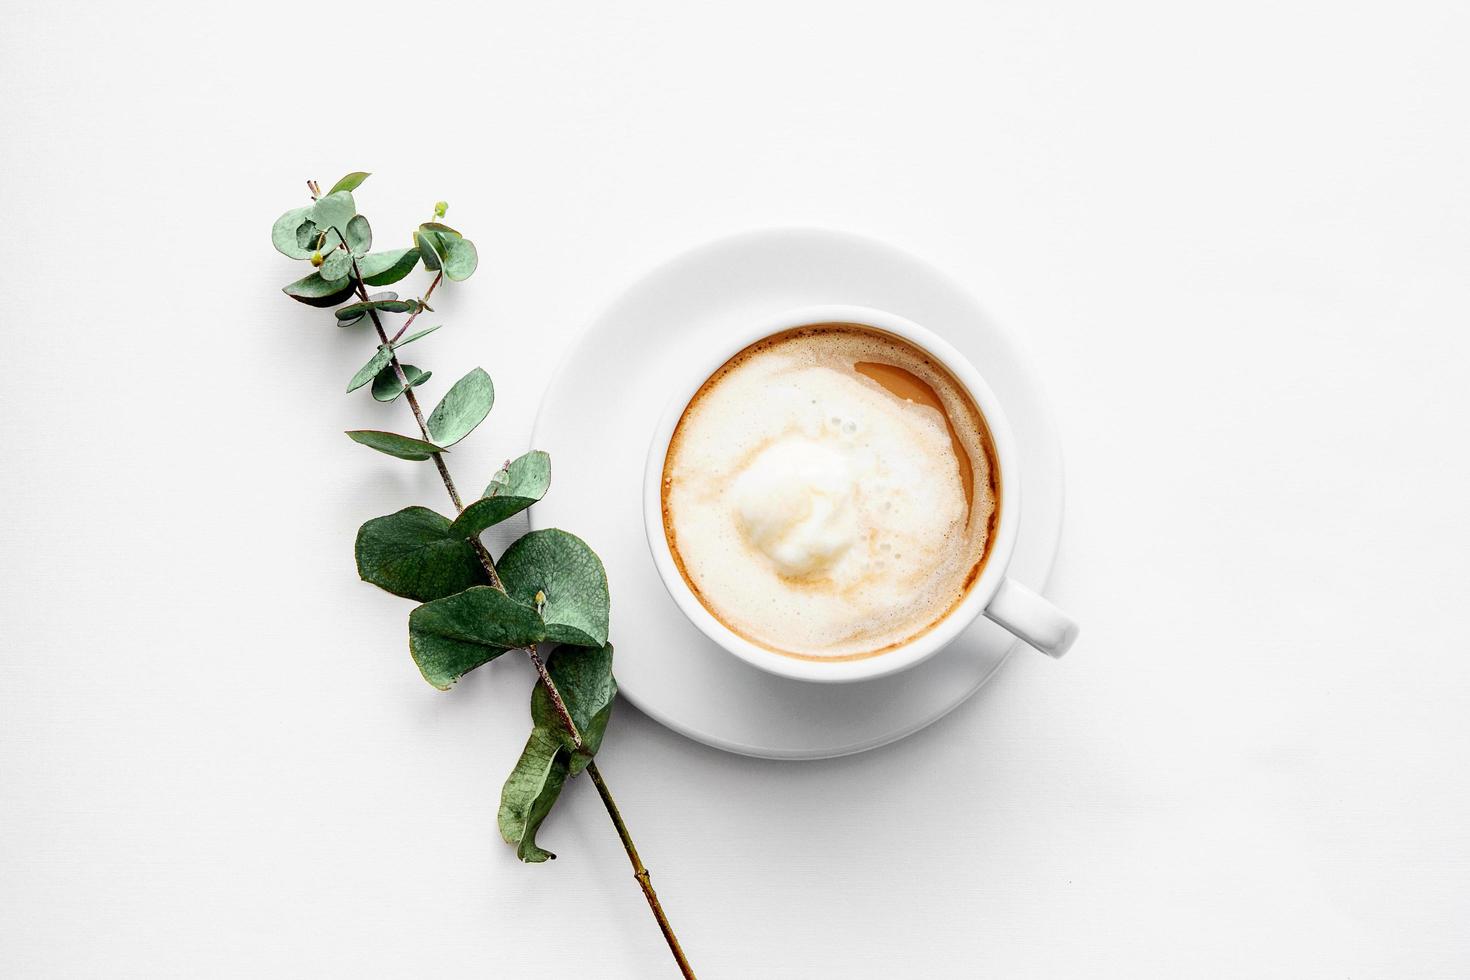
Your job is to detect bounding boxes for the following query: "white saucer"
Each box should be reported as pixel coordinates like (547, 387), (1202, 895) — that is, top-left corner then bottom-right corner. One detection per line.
(530, 228), (1066, 760)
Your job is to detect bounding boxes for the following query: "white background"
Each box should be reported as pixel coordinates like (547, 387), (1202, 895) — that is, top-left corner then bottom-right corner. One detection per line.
(2, 1), (1467, 976)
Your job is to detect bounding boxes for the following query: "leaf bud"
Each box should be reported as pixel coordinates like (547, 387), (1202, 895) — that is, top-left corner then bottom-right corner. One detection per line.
(310, 251), (324, 267)
(434, 201), (448, 218)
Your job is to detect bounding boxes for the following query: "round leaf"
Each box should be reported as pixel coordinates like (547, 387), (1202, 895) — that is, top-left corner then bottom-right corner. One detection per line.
(319, 247), (352, 283)
(309, 190), (356, 234)
(446, 451), (551, 537)
(408, 586), (545, 689)
(346, 214), (372, 256)
(271, 206), (314, 259)
(496, 529), (609, 648)
(441, 236), (478, 281)
(355, 506), (489, 602)
(426, 368), (494, 447)
(371, 363), (430, 402)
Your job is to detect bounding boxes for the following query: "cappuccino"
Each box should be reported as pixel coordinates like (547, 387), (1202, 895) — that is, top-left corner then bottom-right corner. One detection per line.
(660, 324), (999, 660)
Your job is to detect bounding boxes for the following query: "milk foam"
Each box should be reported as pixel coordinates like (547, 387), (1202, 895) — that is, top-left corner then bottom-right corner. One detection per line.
(662, 326), (996, 659)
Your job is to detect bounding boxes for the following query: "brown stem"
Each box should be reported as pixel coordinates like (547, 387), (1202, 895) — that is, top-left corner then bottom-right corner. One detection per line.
(589, 761), (696, 979)
(345, 250), (694, 977)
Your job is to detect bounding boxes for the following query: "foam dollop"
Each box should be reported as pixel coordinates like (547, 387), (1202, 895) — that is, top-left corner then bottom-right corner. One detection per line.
(662, 325), (996, 660)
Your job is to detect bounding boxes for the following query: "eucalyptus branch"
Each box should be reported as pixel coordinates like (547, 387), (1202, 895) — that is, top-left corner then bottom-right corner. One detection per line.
(274, 174), (696, 978)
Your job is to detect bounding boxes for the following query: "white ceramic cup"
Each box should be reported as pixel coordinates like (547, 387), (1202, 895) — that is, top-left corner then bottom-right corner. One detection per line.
(643, 304), (1078, 683)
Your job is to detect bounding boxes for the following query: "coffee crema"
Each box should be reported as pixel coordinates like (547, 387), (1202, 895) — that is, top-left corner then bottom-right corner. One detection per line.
(660, 323), (1000, 660)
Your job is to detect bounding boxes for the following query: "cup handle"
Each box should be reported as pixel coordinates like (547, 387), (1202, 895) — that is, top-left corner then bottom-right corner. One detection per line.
(983, 577), (1079, 658)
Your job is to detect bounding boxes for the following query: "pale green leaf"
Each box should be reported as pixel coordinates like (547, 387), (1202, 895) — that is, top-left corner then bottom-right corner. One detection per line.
(346, 214), (372, 256)
(319, 247), (352, 283)
(309, 190), (356, 235)
(347, 344), (394, 393)
(271, 206), (314, 259)
(445, 451), (551, 537)
(392, 324), (440, 349)
(442, 236), (478, 281)
(345, 430), (442, 461)
(496, 529), (609, 648)
(426, 368), (494, 447)
(498, 727), (569, 863)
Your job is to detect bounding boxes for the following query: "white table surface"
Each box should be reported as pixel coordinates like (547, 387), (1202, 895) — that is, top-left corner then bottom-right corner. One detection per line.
(3, 2), (1467, 976)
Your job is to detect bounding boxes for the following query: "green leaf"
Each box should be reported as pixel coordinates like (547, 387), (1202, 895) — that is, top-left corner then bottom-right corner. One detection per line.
(419, 221), (461, 238)
(355, 506), (490, 602)
(345, 214), (372, 256)
(414, 230), (444, 271)
(532, 644), (617, 775)
(442, 236), (478, 281)
(357, 247), (420, 287)
(498, 728), (570, 862)
(426, 368), (494, 447)
(347, 344), (394, 393)
(271, 206), (315, 259)
(283, 272), (355, 307)
(335, 296), (419, 323)
(335, 290), (394, 326)
(328, 171), (371, 195)
(296, 220), (323, 253)
(392, 324), (440, 349)
(345, 430), (442, 461)
(497, 529), (609, 648)
(371, 363), (430, 402)
(446, 451), (551, 538)
(309, 190), (356, 235)
(408, 586), (545, 689)
(319, 247), (352, 283)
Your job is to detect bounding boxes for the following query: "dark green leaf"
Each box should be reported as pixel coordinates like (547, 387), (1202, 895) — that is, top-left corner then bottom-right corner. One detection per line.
(319, 247), (352, 283)
(355, 506), (489, 602)
(414, 230), (444, 271)
(442, 236), (478, 281)
(497, 529), (609, 648)
(283, 272), (355, 307)
(309, 190), (356, 234)
(347, 344), (394, 393)
(345, 430), (442, 461)
(271, 206), (315, 259)
(498, 728), (569, 862)
(392, 324), (440, 349)
(446, 451), (551, 537)
(357, 247), (420, 286)
(335, 296), (419, 323)
(371, 363), (430, 402)
(346, 214), (372, 256)
(532, 644), (616, 775)
(408, 586), (545, 689)
(328, 171), (371, 195)
(334, 290), (395, 326)
(426, 368), (494, 447)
